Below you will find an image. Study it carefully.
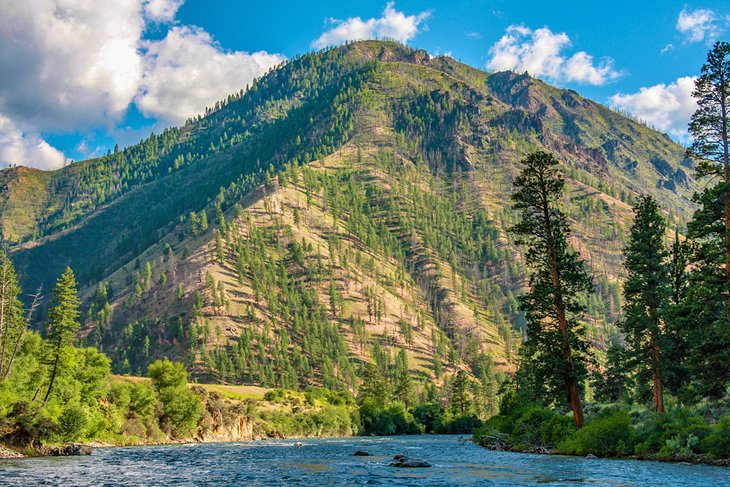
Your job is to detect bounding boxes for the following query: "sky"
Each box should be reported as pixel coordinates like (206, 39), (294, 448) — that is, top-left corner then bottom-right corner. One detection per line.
(0, 0), (728, 170)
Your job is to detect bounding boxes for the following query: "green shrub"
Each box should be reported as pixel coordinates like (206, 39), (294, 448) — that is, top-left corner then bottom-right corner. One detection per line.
(540, 413), (576, 446)
(634, 409), (710, 458)
(58, 404), (88, 441)
(559, 411), (634, 457)
(702, 416), (730, 459)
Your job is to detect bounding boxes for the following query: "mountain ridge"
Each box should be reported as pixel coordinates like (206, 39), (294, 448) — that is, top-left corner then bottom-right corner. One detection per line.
(0, 40), (697, 389)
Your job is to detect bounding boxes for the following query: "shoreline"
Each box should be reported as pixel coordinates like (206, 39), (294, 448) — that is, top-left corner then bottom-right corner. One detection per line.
(476, 444), (730, 468)
(4, 434), (729, 468)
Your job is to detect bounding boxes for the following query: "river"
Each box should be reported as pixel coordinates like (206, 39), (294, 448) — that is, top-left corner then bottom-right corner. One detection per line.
(1, 435), (728, 486)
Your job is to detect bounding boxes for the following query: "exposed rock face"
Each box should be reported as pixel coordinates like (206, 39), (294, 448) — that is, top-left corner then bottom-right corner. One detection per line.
(196, 413), (254, 443)
(0, 445), (24, 458)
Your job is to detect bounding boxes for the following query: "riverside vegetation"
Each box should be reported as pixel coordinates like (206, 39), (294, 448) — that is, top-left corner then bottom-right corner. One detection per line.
(475, 43), (730, 464)
(0, 39), (727, 462)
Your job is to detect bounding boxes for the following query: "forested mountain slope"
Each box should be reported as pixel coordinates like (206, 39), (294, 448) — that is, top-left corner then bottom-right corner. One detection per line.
(0, 41), (697, 392)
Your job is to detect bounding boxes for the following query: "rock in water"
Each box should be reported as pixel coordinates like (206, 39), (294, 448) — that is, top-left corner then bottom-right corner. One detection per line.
(353, 451), (370, 456)
(47, 444), (93, 456)
(390, 455), (431, 468)
(586, 454), (597, 459)
(293, 442), (303, 447)
(64, 444), (93, 456)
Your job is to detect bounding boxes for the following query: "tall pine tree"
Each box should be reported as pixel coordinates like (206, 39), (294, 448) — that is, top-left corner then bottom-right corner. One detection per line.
(684, 41), (730, 400)
(510, 151), (592, 428)
(43, 267), (81, 405)
(620, 195), (670, 413)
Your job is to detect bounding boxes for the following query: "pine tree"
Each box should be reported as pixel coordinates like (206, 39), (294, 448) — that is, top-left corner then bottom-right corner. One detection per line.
(687, 41), (730, 310)
(664, 231), (691, 398)
(509, 151), (592, 428)
(0, 252), (34, 380)
(449, 370), (471, 416)
(393, 348), (413, 407)
(43, 267), (81, 404)
(620, 195), (670, 413)
(683, 41), (730, 401)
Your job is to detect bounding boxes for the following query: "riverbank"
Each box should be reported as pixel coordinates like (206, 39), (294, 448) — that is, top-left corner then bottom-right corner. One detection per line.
(473, 400), (730, 468)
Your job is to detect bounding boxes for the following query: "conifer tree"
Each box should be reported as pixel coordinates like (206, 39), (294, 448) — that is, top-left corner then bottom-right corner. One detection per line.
(0, 252), (33, 379)
(620, 195), (670, 413)
(43, 267), (81, 404)
(684, 41), (730, 400)
(449, 370), (471, 416)
(687, 41), (730, 310)
(510, 151), (592, 428)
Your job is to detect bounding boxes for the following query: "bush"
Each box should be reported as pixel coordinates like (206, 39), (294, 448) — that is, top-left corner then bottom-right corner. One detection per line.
(58, 404), (88, 441)
(703, 416), (730, 459)
(559, 411), (634, 457)
(633, 409), (710, 458)
(359, 399), (421, 435)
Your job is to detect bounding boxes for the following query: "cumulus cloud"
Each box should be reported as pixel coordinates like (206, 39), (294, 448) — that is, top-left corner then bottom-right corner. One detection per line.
(137, 26), (285, 124)
(311, 2), (430, 49)
(677, 7), (722, 44)
(0, 0), (145, 131)
(610, 76), (697, 141)
(143, 0), (185, 22)
(0, 116), (67, 169)
(0, 0), (284, 169)
(486, 25), (621, 86)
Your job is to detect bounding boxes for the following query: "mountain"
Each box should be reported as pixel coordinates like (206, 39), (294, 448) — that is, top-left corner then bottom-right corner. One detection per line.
(0, 41), (697, 389)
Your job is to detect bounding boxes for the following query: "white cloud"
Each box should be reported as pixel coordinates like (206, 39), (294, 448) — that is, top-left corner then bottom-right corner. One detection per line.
(610, 76), (697, 140)
(677, 7), (721, 44)
(0, 115), (67, 169)
(0, 0), (285, 169)
(486, 25), (621, 86)
(143, 0), (184, 22)
(0, 0), (145, 131)
(312, 2), (430, 49)
(136, 26), (285, 125)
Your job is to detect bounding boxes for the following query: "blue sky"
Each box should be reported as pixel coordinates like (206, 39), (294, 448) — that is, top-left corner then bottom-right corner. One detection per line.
(1, 0), (728, 170)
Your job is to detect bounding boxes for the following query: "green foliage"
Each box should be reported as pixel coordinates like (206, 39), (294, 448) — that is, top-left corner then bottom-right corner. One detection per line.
(510, 151), (592, 424)
(559, 411), (634, 457)
(620, 195), (670, 411)
(147, 359), (204, 438)
(703, 416), (730, 458)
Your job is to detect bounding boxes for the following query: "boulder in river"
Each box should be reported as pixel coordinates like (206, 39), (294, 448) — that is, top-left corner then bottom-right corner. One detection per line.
(390, 455), (431, 468)
(586, 454), (597, 459)
(48, 444), (93, 456)
(353, 451), (370, 456)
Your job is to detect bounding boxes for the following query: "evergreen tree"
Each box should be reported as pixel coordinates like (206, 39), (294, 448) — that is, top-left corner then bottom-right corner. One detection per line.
(0, 252), (27, 379)
(509, 151), (592, 428)
(592, 344), (631, 403)
(43, 267), (81, 405)
(664, 231), (691, 397)
(393, 348), (413, 407)
(449, 370), (471, 416)
(620, 195), (670, 412)
(687, 41), (730, 308)
(683, 42), (730, 400)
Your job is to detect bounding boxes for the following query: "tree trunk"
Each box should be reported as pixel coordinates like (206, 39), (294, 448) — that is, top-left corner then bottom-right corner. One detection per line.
(542, 190), (585, 429)
(551, 262), (585, 428)
(43, 339), (62, 405)
(722, 103), (730, 317)
(650, 328), (664, 413)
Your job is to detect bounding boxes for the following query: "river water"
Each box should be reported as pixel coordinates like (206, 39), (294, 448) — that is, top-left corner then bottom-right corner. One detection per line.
(1, 435), (728, 486)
